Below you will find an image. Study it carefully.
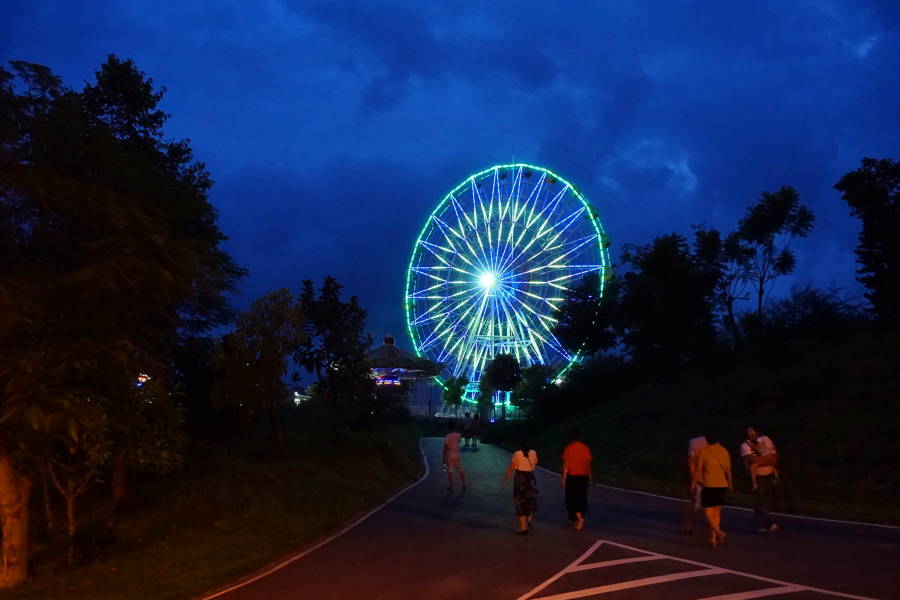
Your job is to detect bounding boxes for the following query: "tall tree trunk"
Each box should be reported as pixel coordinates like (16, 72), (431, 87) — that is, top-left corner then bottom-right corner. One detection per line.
(725, 302), (740, 351)
(0, 435), (31, 587)
(41, 473), (53, 530)
(66, 480), (76, 565)
(111, 452), (127, 501)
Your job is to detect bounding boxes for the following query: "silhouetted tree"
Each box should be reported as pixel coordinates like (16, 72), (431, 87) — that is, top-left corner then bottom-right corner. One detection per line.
(293, 277), (374, 430)
(736, 187), (814, 331)
(441, 375), (469, 406)
(0, 57), (244, 583)
(511, 364), (557, 415)
(834, 158), (900, 319)
(211, 289), (305, 459)
(762, 285), (866, 339)
(693, 226), (753, 349)
(482, 354), (523, 397)
(553, 272), (621, 364)
(619, 234), (717, 370)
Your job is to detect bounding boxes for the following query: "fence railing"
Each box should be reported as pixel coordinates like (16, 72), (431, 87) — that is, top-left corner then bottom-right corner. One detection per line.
(406, 401), (527, 420)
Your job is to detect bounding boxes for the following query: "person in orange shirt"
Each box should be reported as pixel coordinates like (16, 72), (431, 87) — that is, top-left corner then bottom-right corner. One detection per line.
(691, 433), (733, 548)
(561, 428), (593, 531)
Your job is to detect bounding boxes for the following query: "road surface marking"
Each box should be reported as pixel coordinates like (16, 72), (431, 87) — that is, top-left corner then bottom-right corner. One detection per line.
(693, 586), (804, 600)
(606, 540), (878, 599)
(200, 438), (431, 600)
(532, 568), (728, 600)
(568, 555), (664, 572)
(517, 540), (881, 600)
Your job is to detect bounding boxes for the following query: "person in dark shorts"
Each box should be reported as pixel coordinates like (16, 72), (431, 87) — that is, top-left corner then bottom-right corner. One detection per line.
(561, 428), (592, 531)
(471, 414), (482, 448)
(691, 434), (732, 548)
(462, 412), (473, 446)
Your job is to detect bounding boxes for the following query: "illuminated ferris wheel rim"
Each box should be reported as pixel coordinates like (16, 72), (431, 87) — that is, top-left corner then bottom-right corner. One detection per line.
(404, 163), (612, 386)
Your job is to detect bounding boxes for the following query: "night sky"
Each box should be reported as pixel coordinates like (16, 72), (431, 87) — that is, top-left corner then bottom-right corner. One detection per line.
(3, 1), (899, 347)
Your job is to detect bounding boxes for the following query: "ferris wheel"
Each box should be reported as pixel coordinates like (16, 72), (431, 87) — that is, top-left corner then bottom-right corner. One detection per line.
(405, 164), (612, 391)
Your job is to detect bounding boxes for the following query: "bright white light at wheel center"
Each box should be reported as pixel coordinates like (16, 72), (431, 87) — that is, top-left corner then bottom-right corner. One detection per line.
(480, 272), (497, 288)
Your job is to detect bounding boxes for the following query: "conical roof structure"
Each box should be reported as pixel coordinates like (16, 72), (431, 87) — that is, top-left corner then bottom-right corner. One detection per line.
(366, 334), (443, 380)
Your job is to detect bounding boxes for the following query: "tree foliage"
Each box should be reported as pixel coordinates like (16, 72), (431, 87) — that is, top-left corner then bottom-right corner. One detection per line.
(293, 277), (374, 429)
(441, 375), (469, 406)
(758, 285), (866, 340)
(211, 289), (304, 456)
(736, 186), (814, 327)
(693, 226), (753, 348)
(511, 364), (557, 414)
(619, 234), (718, 370)
(834, 158), (900, 319)
(552, 272), (621, 364)
(480, 353), (523, 405)
(0, 57), (242, 584)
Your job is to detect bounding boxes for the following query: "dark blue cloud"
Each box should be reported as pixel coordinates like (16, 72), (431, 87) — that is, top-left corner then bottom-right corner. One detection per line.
(3, 0), (899, 347)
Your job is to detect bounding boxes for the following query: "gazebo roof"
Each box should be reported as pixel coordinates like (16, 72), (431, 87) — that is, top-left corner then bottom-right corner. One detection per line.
(366, 334), (443, 379)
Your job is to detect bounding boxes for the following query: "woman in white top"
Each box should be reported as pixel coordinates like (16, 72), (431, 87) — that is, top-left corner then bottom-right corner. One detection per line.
(502, 439), (539, 535)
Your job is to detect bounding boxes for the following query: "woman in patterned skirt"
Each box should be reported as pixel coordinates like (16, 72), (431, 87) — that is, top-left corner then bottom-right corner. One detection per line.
(502, 439), (539, 535)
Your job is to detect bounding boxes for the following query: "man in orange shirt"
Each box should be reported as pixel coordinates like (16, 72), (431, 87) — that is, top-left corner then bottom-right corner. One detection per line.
(561, 428), (593, 531)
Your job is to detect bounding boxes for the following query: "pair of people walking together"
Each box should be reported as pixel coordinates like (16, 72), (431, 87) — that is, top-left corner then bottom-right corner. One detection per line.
(684, 427), (780, 547)
(501, 428), (593, 535)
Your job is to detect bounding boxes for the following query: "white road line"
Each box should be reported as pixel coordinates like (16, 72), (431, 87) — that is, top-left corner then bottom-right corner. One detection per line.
(532, 568), (728, 600)
(200, 438), (431, 600)
(568, 555), (664, 572)
(693, 586), (805, 600)
(604, 541), (880, 600)
(517, 540), (607, 600)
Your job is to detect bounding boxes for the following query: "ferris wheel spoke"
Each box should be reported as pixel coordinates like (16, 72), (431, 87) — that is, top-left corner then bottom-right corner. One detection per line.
(525, 233), (599, 273)
(514, 172), (546, 223)
(430, 215), (462, 247)
(526, 184), (567, 230)
(434, 289), (489, 358)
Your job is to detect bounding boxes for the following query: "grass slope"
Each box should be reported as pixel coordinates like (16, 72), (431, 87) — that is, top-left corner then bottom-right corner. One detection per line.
(495, 329), (900, 524)
(0, 428), (422, 600)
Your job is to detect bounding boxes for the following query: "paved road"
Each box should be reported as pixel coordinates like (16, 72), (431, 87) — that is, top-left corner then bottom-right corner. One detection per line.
(207, 438), (899, 600)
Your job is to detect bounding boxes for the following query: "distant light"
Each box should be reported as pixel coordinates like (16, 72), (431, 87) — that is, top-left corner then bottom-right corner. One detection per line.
(490, 418), (495, 423)
(479, 272), (497, 288)
(136, 373), (150, 387)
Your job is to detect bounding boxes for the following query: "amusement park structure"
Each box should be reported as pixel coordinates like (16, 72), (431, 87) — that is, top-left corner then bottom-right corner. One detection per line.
(405, 164), (612, 404)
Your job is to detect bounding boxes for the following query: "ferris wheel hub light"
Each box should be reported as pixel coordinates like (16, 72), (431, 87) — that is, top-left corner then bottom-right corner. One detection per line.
(480, 272), (497, 288)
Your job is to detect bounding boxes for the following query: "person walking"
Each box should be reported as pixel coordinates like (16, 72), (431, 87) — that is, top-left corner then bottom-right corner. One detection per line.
(741, 427), (779, 534)
(691, 434), (732, 548)
(502, 439), (539, 535)
(471, 414), (482, 448)
(681, 435), (708, 535)
(462, 412), (473, 446)
(561, 428), (592, 531)
(443, 420), (467, 491)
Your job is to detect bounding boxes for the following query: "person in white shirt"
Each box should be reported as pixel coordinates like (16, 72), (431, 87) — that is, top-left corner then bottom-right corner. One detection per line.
(443, 420), (467, 491)
(502, 439), (539, 535)
(681, 435), (708, 535)
(741, 427), (778, 534)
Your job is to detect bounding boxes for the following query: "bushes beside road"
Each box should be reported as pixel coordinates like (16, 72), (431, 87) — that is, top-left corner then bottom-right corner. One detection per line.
(0, 426), (423, 600)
